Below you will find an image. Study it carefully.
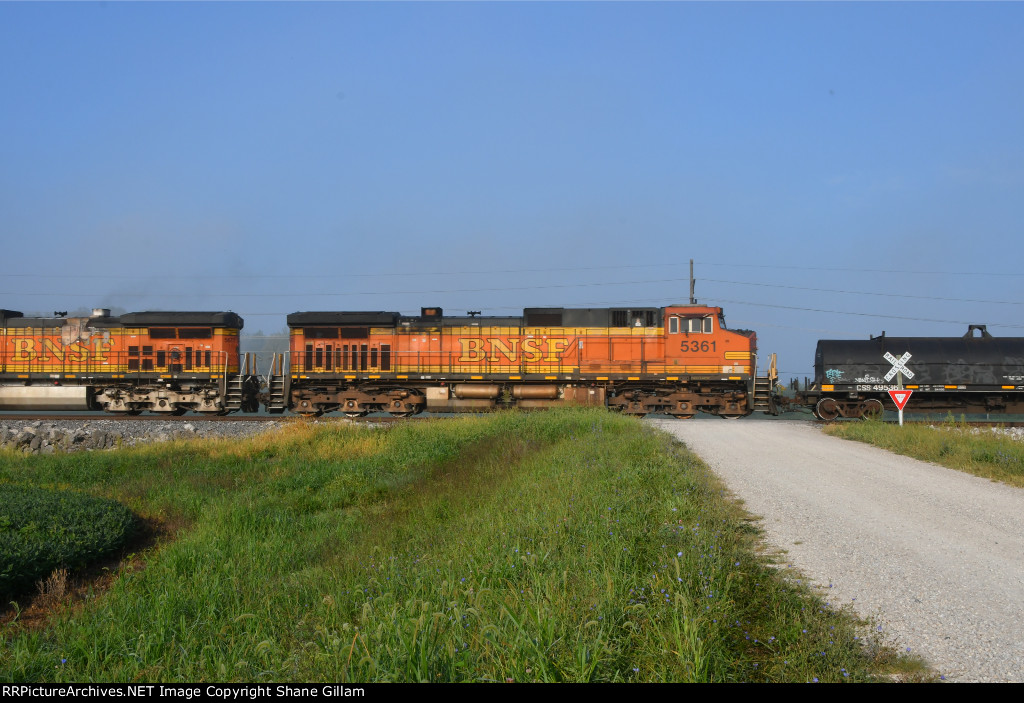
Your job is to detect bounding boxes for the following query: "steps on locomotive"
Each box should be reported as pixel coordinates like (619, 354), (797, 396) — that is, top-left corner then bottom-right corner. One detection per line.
(752, 353), (780, 415)
(225, 352), (260, 412)
(264, 353), (289, 413)
(752, 377), (778, 414)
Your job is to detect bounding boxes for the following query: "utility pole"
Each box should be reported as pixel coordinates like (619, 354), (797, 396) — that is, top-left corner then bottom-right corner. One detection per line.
(689, 259), (696, 304)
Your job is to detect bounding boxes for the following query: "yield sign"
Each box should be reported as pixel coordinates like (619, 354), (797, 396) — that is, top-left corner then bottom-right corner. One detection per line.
(884, 351), (914, 381)
(888, 389), (913, 411)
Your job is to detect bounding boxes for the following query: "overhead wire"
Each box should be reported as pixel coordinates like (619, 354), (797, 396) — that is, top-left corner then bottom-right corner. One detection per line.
(1, 259), (1023, 279)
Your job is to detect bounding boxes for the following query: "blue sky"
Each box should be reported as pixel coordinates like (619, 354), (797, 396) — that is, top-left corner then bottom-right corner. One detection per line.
(2, 1), (1022, 376)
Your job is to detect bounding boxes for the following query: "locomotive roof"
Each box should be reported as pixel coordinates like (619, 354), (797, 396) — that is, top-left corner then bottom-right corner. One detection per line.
(286, 305), (675, 328)
(2, 315), (124, 329)
(118, 311), (245, 328)
(288, 311), (401, 326)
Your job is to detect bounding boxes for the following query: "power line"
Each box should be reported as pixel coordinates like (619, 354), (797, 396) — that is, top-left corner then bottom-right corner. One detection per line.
(4, 273), (1020, 306)
(6, 271), (1018, 311)
(705, 297), (1024, 329)
(701, 278), (1024, 306)
(2, 260), (1023, 280)
(0, 277), (696, 298)
(697, 261), (1024, 277)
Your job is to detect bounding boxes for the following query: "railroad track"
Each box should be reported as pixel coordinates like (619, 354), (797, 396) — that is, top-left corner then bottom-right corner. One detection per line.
(0, 413), (285, 423)
(3, 412), (1019, 427)
(0, 412), (423, 423)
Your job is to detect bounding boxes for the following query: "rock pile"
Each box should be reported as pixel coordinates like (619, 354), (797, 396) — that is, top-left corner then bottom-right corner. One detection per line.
(0, 418), (286, 455)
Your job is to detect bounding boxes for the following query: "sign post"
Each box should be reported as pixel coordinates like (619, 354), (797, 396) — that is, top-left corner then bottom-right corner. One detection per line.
(884, 352), (914, 426)
(888, 389), (914, 426)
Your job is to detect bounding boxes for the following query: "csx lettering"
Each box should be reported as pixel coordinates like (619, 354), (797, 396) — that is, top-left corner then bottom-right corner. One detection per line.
(458, 337), (569, 363)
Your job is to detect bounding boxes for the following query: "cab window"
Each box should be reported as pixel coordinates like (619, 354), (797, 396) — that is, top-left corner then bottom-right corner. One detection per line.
(686, 317), (713, 333)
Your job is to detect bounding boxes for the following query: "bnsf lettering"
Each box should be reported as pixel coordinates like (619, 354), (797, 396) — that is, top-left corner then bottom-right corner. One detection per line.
(458, 337), (570, 363)
(6, 338), (113, 362)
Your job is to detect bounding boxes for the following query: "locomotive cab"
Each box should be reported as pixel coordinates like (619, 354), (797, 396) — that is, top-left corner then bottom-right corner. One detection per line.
(662, 305), (757, 377)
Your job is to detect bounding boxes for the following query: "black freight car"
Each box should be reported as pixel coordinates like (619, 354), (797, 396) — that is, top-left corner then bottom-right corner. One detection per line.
(801, 325), (1024, 419)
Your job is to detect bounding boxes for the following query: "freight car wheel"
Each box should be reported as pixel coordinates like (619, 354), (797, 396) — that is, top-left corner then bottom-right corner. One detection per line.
(815, 398), (840, 421)
(862, 399), (884, 420)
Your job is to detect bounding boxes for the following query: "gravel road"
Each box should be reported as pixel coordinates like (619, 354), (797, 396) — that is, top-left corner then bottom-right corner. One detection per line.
(649, 418), (1024, 683)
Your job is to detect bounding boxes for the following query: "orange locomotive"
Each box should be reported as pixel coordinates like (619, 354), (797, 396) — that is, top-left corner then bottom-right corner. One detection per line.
(270, 304), (779, 417)
(0, 308), (259, 414)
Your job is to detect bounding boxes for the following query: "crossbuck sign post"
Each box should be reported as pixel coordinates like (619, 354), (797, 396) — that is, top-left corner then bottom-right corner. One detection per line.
(884, 352), (914, 426)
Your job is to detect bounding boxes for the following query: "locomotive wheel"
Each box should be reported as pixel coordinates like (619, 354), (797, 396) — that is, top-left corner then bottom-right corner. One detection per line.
(344, 411), (368, 418)
(815, 398), (840, 421)
(672, 413), (696, 420)
(862, 399), (884, 420)
(720, 413), (744, 420)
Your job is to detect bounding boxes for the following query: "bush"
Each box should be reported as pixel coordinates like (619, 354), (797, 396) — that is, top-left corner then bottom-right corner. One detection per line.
(0, 484), (137, 599)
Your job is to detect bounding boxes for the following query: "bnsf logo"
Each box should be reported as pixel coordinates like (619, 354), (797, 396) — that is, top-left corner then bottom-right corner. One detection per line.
(458, 337), (569, 363)
(5, 338), (115, 362)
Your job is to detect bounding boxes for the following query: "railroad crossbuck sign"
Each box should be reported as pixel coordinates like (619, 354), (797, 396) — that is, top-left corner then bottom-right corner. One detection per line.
(883, 351), (914, 381)
(888, 389), (913, 411)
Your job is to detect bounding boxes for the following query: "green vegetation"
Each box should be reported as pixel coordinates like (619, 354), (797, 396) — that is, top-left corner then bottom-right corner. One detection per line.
(0, 485), (136, 599)
(1, 410), (924, 682)
(824, 417), (1024, 488)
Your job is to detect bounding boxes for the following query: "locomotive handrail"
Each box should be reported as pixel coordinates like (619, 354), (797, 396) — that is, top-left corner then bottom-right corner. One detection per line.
(0, 350), (235, 376)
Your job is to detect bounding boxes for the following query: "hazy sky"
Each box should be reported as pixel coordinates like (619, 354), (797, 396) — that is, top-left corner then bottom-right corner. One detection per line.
(2, 1), (1022, 376)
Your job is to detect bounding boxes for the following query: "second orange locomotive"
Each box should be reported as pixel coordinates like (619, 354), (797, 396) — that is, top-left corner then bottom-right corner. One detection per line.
(271, 304), (779, 418)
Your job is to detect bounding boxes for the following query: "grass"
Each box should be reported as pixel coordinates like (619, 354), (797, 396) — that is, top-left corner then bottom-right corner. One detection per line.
(824, 416), (1024, 488)
(0, 485), (137, 599)
(1, 409), (927, 682)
